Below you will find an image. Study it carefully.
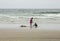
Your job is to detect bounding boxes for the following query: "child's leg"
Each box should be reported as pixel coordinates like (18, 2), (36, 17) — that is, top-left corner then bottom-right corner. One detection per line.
(30, 23), (32, 28)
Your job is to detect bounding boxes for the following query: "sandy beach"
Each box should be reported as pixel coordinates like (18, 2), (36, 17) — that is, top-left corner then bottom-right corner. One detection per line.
(0, 23), (60, 41)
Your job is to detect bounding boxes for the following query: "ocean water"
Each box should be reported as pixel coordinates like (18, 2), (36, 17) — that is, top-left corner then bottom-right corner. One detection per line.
(0, 9), (60, 23)
(0, 9), (60, 30)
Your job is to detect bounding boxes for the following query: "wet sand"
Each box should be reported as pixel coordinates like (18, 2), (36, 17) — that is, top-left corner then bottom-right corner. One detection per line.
(0, 24), (60, 41)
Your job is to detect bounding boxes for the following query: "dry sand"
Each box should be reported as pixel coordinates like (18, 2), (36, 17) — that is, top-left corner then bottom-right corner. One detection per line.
(0, 28), (60, 41)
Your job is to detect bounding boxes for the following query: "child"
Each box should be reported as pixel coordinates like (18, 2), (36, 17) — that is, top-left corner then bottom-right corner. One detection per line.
(30, 17), (33, 28)
(33, 23), (38, 28)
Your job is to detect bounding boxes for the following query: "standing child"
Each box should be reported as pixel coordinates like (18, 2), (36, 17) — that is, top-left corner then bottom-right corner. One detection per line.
(30, 17), (33, 28)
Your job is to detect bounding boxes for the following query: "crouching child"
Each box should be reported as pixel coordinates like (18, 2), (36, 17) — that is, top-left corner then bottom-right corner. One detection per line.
(33, 23), (38, 28)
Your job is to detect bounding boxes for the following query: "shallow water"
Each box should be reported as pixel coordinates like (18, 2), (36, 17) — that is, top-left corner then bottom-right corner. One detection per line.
(0, 23), (60, 30)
